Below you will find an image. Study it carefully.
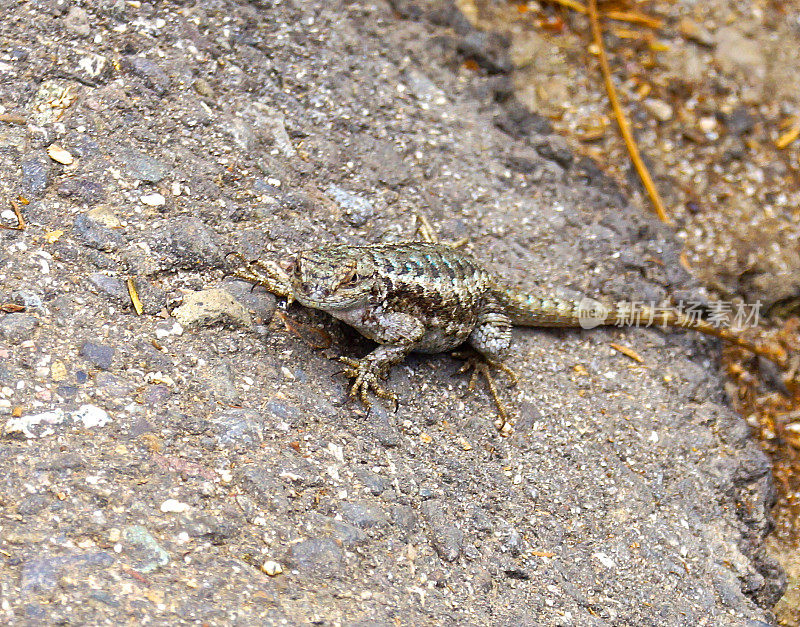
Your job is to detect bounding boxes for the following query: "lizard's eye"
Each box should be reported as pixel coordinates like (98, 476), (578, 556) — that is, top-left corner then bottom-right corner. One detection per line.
(342, 271), (359, 286)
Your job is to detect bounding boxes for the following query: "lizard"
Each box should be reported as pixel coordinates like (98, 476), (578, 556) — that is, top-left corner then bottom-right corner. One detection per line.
(234, 221), (785, 432)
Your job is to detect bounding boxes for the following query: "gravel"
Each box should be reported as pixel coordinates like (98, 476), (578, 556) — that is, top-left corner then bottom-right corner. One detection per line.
(0, 0), (784, 624)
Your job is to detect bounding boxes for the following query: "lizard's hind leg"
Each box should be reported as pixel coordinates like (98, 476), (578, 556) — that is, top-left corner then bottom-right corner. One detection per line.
(453, 311), (518, 434)
(452, 351), (517, 435)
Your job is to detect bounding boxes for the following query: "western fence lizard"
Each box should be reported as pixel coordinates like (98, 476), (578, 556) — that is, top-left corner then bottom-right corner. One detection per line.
(236, 233), (783, 431)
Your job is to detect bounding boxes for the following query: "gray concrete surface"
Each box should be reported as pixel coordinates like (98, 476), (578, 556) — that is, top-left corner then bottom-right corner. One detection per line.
(0, 0), (783, 624)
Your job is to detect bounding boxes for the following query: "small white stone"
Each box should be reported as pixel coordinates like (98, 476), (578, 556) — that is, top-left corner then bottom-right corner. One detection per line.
(144, 371), (176, 387)
(261, 560), (283, 576)
(155, 321), (184, 339)
(160, 498), (190, 513)
(698, 116), (717, 133)
(593, 552), (616, 569)
(4, 409), (65, 438)
(219, 469), (233, 483)
(77, 54), (107, 78)
(643, 98), (673, 122)
(73, 404), (112, 428)
(140, 192), (166, 206)
(47, 144), (74, 165)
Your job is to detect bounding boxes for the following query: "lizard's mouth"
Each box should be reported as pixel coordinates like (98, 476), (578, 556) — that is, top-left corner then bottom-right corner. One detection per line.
(295, 284), (330, 302)
(291, 283), (366, 310)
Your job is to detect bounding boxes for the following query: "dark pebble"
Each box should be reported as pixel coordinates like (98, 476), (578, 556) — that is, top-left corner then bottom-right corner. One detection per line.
(0, 313), (39, 344)
(73, 213), (124, 251)
(325, 184), (374, 227)
(209, 408), (264, 449)
(367, 404), (401, 447)
(389, 505), (417, 537)
(122, 56), (170, 95)
(146, 217), (224, 270)
(87, 273), (128, 301)
(338, 502), (389, 530)
(723, 106), (755, 136)
(118, 147), (169, 183)
(79, 341), (115, 370)
(354, 467), (387, 495)
(287, 538), (344, 575)
(57, 178), (105, 204)
(20, 153), (51, 198)
(534, 136), (573, 169)
(220, 279), (277, 324)
(420, 500), (463, 562)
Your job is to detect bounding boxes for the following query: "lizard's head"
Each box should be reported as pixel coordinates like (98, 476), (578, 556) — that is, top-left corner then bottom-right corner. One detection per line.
(289, 246), (376, 310)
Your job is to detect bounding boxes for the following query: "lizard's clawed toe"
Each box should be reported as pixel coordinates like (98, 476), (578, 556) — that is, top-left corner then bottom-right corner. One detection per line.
(338, 356), (399, 410)
(452, 351), (516, 435)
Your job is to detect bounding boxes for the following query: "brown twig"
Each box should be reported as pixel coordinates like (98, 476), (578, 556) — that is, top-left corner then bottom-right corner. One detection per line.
(587, 0), (671, 224)
(605, 10), (663, 29)
(0, 113), (27, 125)
(0, 200), (26, 230)
(546, 0), (587, 13)
(543, 1), (662, 29)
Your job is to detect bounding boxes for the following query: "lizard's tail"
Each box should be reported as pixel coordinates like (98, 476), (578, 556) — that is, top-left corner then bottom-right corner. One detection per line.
(492, 285), (785, 364)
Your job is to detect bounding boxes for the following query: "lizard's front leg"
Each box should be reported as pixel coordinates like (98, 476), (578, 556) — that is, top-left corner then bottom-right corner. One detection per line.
(339, 344), (413, 408)
(336, 311), (425, 409)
